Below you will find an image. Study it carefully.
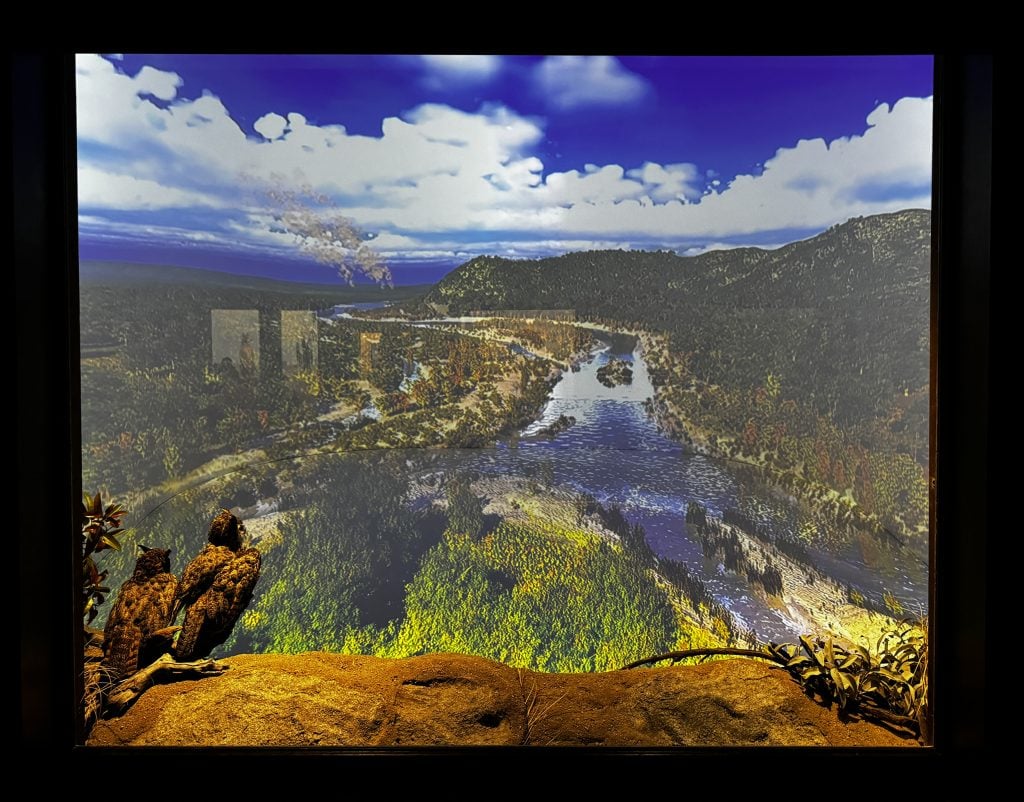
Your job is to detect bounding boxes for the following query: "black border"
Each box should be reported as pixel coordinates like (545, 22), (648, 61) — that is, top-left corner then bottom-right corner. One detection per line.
(13, 52), (990, 768)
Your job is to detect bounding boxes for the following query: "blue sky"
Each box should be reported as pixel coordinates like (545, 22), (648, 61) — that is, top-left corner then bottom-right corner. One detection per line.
(76, 54), (933, 285)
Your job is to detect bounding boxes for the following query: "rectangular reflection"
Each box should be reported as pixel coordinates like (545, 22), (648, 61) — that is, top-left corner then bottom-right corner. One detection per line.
(211, 309), (260, 377)
(281, 310), (318, 376)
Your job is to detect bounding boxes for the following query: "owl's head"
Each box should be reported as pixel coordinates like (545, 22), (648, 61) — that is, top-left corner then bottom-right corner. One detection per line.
(133, 546), (171, 579)
(208, 509), (245, 550)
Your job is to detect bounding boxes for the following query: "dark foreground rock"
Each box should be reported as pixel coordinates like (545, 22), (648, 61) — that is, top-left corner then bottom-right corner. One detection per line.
(87, 652), (915, 747)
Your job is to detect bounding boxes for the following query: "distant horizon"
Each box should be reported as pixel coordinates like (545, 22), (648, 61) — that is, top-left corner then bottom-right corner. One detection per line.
(80, 206), (928, 288)
(78, 246), (455, 287)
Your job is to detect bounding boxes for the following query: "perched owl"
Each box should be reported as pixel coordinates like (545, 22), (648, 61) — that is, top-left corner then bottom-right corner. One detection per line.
(102, 547), (178, 680)
(173, 510), (261, 661)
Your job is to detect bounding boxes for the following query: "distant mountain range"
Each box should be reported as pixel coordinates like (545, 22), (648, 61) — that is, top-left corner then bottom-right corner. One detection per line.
(426, 210), (930, 319)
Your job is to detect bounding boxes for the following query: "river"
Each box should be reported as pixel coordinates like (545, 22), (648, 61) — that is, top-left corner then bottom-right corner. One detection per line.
(129, 320), (927, 644)
(411, 326), (927, 643)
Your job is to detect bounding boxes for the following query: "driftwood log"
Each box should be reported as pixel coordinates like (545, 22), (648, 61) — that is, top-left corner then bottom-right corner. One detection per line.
(84, 628), (229, 728)
(105, 653), (229, 715)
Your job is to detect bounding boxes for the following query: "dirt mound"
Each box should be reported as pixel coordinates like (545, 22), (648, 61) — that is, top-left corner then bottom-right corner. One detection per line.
(87, 652), (915, 747)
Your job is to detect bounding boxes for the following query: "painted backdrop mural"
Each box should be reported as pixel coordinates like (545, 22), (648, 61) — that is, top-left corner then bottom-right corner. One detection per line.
(78, 53), (932, 707)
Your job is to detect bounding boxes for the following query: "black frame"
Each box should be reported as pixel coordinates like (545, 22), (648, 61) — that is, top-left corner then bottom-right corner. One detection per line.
(13, 52), (991, 766)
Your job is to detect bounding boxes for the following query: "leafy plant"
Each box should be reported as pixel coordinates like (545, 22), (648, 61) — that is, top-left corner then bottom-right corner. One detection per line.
(766, 622), (928, 734)
(81, 491), (129, 624)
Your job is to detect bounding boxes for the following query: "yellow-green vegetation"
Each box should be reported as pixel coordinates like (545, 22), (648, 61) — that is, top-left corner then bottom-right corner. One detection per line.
(390, 520), (680, 672)
(165, 451), (742, 672)
(228, 480), (687, 671)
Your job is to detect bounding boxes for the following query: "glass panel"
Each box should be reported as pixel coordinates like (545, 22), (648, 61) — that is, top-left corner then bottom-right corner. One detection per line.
(77, 54), (933, 747)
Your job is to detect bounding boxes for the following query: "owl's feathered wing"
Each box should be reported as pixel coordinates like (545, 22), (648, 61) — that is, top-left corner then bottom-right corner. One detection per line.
(175, 548), (261, 661)
(171, 544), (236, 621)
(102, 572), (177, 680)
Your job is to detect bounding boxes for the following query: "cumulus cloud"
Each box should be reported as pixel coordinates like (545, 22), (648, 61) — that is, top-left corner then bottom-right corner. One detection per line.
(75, 54), (932, 265)
(534, 56), (651, 110)
(253, 112), (288, 140)
(134, 65), (182, 101)
(626, 162), (702, 202)
(420, 54), (502, 84)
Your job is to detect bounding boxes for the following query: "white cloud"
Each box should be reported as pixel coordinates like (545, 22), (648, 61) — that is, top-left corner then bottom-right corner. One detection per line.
(253, 113), (288, 140)
(420, 55), (502, 84)
(76, 53), (248, 179)
(134, 65), (182, 101)
(77, 166), (224, 210)
(626, 162), (702, 202)
(681, 241), (786, 257)
(78, 214), (245, 248)
(537, 164), (644, 206)
(75, 54), (932, 265)
(534, 56), (650, 110)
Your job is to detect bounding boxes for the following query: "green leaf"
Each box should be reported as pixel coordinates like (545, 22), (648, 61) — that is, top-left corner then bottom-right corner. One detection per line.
(830, 667), (853, 693)
(800, 635), (823, 667)
(99, 534), (121, 551)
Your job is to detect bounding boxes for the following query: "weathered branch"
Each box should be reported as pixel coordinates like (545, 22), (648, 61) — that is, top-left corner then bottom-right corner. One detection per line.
(105, 653), (228, 716)
(621, 647), (788, 670)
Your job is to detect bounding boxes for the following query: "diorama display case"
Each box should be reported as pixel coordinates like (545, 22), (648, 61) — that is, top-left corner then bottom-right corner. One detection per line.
(12, 52), (990, 764)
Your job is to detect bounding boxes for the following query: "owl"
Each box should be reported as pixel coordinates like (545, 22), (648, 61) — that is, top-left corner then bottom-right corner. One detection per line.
(173, 510), (261, 661)
(102, 547), (178, 680)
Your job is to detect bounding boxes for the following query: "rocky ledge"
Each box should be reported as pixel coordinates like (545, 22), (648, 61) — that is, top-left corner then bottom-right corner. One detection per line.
(87, 652), (915, 747)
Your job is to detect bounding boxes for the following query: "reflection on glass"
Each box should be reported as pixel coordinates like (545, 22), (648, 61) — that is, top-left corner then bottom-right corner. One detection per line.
(281, 311), (318, 376)
(211, 309), (260, 378)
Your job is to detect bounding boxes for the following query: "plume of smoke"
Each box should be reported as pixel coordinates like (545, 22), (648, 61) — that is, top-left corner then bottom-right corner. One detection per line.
(244, 172), (392, 287)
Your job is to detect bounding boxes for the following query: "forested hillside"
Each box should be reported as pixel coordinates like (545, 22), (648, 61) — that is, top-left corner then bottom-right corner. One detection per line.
(427, 210), (931, 543)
